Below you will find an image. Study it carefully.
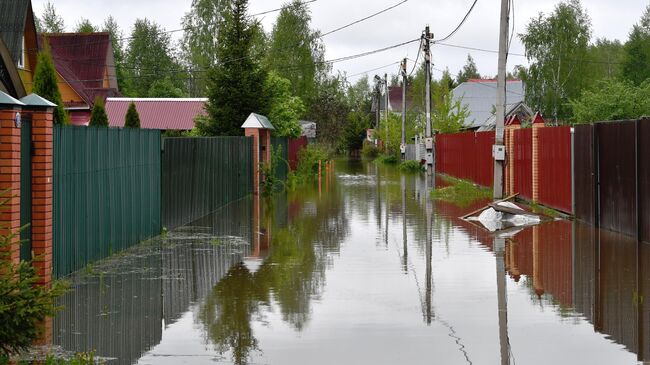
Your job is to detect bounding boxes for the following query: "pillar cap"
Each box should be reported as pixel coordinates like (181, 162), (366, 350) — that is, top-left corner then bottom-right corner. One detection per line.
(241, 113), (275, 130)
(20, 93), (57, 109)
(0, 91), (25, 107)
(510, 115), (521, 126)
(532, 112), (545, 125)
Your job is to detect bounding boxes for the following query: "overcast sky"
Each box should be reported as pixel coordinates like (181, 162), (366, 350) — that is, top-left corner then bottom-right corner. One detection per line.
(32, 0), (646, 82)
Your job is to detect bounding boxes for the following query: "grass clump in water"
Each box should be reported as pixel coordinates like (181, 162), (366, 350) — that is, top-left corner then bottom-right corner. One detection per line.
(431, 176), (491, 207)
(376, 154), (398, 165)
(399, 160), (424, 173)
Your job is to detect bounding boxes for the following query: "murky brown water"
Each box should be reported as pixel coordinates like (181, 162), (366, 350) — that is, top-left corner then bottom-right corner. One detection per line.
(53, 160), (649, 364)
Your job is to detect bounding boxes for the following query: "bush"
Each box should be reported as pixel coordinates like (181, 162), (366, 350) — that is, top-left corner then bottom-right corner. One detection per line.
(259, 145), (286, 197)
(376, 154), (398, 165)
(287, 145), (329, 189)
(361, 142), (378, 159)
(399, 160), (424, 173)
(124, 102), (141, 128)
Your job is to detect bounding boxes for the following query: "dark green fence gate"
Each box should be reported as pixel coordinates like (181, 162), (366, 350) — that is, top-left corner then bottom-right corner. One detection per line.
(20, 116), (31, 261)
(53, 126), (162, 278)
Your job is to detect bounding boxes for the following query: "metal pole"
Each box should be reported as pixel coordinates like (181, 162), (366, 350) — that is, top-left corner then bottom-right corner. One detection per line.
(401, 58), (407, 161)
(424, 26), (433, 175)
(385, 73), (389, 154)
(493, 0), (510, 199)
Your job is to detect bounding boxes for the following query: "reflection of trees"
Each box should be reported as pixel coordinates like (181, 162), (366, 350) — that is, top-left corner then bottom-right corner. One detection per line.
(199, 181), (348, 365)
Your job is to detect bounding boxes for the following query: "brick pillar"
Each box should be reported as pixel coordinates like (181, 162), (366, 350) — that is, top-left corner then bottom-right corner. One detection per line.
(531, 112), (545, 202)
(245, 128), (260, 194)
(0, 106), (22, 266)
(507, 116), (521, 196)
(28, 107), (54, 286)
(260, 129), (271, 165)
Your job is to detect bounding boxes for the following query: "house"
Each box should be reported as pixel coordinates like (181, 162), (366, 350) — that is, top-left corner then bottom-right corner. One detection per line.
(371, 85), (413, 116)
(0, 0), (38, 98)
(477, 101), (534, 132)
(105, 98), (207, 130)
(38, 33), (120, 125)
(451, 79), (525, 130)
(299, 120), (316, 142)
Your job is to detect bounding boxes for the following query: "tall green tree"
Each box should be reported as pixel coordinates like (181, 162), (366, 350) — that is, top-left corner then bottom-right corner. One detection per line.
(74, 18), (97, 33)
(346, 75), (372, 113)
(102, 16), (126, 91)
(124, 19), (185, 97)
(585, 38), (624, 83)
(32, 42), (68, 125)
(266, 0), (325, 105)
(265, 72), (305, 138)
(38, 1), (65, 33)
(456, 54), (481, 84)
(308, 75), (350, 149)
(569, 79), (650, 123)
(124, 102), (141, 128)
(199, 0), (269, 136)
(622, 5), (650, 86)
(148, 77), (185, 98)
(89, 96), (108, 127)
(432, 91), (469, 134)
(520, 0), (591, 121)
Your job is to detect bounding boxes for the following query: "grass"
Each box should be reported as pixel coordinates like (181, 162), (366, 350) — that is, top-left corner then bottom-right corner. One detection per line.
(399, 160), (424, 173)
(430, 176), (492, 207)
(376, 154), (399, 165)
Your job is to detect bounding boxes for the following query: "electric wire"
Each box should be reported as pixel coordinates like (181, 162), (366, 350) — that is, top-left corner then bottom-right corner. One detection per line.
(344, 61), (400, 79)
(433, 0), (479, 43)
(321, 0), (408, 38)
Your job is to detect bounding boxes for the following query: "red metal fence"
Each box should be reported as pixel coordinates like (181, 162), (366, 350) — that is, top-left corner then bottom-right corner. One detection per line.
(513, 128), (532, 200)
(538, 127), (572, 213)
(436, 131), (494, 187)
(288, 136), (308, 171)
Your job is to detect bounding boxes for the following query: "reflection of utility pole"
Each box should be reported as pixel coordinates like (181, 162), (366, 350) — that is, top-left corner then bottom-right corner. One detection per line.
(495, 237), (510, 365)
(424, 174), (434, 324)
(385, 73), (389, 154)
(401, 174), (408, 272)
(385, 168), (389, 248)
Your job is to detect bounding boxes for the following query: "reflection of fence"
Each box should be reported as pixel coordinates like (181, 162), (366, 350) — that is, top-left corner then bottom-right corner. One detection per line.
(53, 126), (162, 277)
(161, 137), (253, 230)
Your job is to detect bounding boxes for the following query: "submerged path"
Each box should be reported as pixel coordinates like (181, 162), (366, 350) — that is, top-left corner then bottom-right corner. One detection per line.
(54, 160), (645, 365)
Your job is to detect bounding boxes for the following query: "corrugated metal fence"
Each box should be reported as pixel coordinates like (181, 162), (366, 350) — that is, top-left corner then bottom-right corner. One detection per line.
(53, 126), (162, 278)
(271, 136), (288, 181)
(513, 128), (532, 200)
(435, 131), (494, 187)
(161, 137), (253, 230)
(538, 126), (572, 213)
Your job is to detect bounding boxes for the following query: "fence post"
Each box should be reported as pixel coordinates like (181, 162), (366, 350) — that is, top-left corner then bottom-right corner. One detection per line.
(0, 93), (23, 266)
(506, 116), (521, 195)
(531, 112), (545, 202)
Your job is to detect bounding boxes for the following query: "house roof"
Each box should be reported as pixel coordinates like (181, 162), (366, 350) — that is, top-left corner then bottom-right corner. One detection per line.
(39, 33), (120, 108)
(106, 98), (207, 130)
(372, 85), (413, 113)
(477, 101), (534, 132)
(452, 79), (525, 129)
(241, 113), (275, 130)
(0, 0), (31, 65)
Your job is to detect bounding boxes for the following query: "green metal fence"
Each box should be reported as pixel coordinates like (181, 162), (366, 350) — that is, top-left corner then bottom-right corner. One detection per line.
(271, 136), (288, 182)
(161, 137), (253, 230)
(53, 126), (162, 278)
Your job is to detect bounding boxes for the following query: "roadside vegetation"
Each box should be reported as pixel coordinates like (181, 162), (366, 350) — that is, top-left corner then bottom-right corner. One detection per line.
(399, 160), (425, 173)
(431, 176), (492, 207)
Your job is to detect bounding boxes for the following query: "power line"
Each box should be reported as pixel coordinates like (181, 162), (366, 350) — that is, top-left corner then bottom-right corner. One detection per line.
(321, 0), (408, 38)
(433, 0), (479, 43)
(346, 61), (401, 79)
(407, 38), (424, 77)
(251, 0), (318, 17)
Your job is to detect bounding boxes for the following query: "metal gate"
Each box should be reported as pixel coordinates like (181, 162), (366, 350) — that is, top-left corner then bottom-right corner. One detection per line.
(20, 115), (31, 261)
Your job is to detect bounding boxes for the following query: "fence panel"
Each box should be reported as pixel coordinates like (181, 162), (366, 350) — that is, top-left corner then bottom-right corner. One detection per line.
(288, 136), (308, 170)
(436, 131), (494, 187)
(538, 126), (572, 213)
(161, 136), (253, 230)
(271, 136), (288, 181)
(53, 126), (161, 278)
(640, 119), (650, 242)
(513, 128), (533, 200)
(574, 124), (595, 224)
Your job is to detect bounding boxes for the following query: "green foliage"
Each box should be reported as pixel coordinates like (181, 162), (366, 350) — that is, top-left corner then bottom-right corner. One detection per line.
(259, 146), (286, 197)
(102, 16), (126, 91)
(347, 75), (373, 112)
(431, 176), (491, 207)
(585, 38), (624, 83)
(344, 111), (370, 152)
(569, 79), (650, 123)
(147, 77), (185, 98)
(265, 72), (305, 138)
(123, 19), (185, 97)
(375, 112), (416, 156)
(307, 75), (350, 149)
(201, 0), (269, 136)
(124, 102), (141, 128)
(399, 160), (424, 173)
(456, 54), (481, 84)
(288, 145), (329, 188)
(38, 1), (65, 33)
(520, 0), (592, 121)
(622, 6), (650, 86)
(266, 0), (325, 104)
(74, 18), (97, 33)
(376, 154), (398, 165)
(88, 97), (108, 127)
(360, 141), (379, 159)
(432, 91), (469, 134)
(0, 215), (68, 355)
(33, 42), (68, 125)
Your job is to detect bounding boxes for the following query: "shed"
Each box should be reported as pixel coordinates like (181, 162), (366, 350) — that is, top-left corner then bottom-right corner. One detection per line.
(106, 98), (207, 130)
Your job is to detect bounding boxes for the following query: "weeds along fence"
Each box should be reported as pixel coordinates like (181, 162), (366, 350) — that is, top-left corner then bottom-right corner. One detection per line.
(161, 136), (254, 230)
(52, 126), (162, 278)
(271, 136), (289, 182)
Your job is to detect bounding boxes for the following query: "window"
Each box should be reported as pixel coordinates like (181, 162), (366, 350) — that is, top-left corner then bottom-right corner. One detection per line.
(17, 36), (25, 69)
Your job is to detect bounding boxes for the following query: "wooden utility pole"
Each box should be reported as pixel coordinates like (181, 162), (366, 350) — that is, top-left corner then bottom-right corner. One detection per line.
(384, 73), (389, 153)
(423, 26), (434, 175)
(493, 0), (510, 199)
(401, 58), (407, 160)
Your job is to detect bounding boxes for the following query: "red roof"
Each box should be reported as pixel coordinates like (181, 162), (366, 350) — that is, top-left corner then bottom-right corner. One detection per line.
(40, 33), (120, 108)
(388, 86), (412, 113)
(105, 98), (208, 130)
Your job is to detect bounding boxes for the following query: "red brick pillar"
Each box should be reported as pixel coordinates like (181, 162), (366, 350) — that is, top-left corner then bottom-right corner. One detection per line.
(507, 116), (521, 196)
(260, 129), (271, 165)
(245, 128), (260, 194)
(531, 112), (545, 202)
(0, 105), (22, 266)
(28, 107), (54, 286)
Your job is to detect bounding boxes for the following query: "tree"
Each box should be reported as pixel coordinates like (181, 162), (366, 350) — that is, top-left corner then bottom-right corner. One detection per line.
(38, 1), (65, 33)
(102, 16), (126, 91)
(569, 79), (650, 123)
(266, 0), (325, 105)
(124, 102), (141, 128)
(622, 5), (650, 85)
(586, 38), (624, 82)
(344, 111), (370, 152)
(124, 19), (185, 97)
(520, 0), (591, 121)
(265, 72), (305, 138)
(199, 0), (269, 136)
(32, 42), (68, 125)
(148, 77), (185, 98)
(89, 96), (108, 127)
(74, 18), (97, 33)
(456, 54), (481, 84)
(432, 91), (469, 134)
(346, 75), (372, 113)
(307, 75), (350, 149)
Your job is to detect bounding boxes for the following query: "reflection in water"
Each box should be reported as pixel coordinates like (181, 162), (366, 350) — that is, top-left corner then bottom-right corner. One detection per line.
(51, 160), (650, 365)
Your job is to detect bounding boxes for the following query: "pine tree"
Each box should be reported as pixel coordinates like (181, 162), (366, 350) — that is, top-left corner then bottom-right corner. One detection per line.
(89, 96), (108, 127)
(198, 0), (269, 136)
(32, 41), (68, 125)
(124, 102), (141, 128)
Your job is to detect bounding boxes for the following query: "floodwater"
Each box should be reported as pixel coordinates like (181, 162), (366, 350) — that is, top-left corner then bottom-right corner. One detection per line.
(53, 160), (650, 365)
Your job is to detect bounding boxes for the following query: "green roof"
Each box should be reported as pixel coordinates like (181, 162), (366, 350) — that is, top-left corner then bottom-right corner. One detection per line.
(241, 113), (275, 130)
(0, 90), (25, 106)
(20, 93), (57, 107)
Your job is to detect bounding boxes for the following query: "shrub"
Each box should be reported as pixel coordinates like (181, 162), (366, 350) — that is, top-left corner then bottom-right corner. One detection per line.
(376, 154), (398, 165)
(287, 145), (329, 189)
(88, 97), (108, 127)
(399, 160), (424, 173)
(32, 41), (68, 125)
(124, 102), (141, 128)
(259, 145), (287, 197)
(361, 142), (378, 159)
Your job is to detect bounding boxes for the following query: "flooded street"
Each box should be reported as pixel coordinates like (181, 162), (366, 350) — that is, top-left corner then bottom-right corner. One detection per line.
(54, 160), (648, 364)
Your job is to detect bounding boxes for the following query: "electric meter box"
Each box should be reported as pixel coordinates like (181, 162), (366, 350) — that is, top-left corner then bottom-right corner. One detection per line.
(493, 145), (506, 161)
(425, 138), (434, 149)
(426, 152), (434, 165)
